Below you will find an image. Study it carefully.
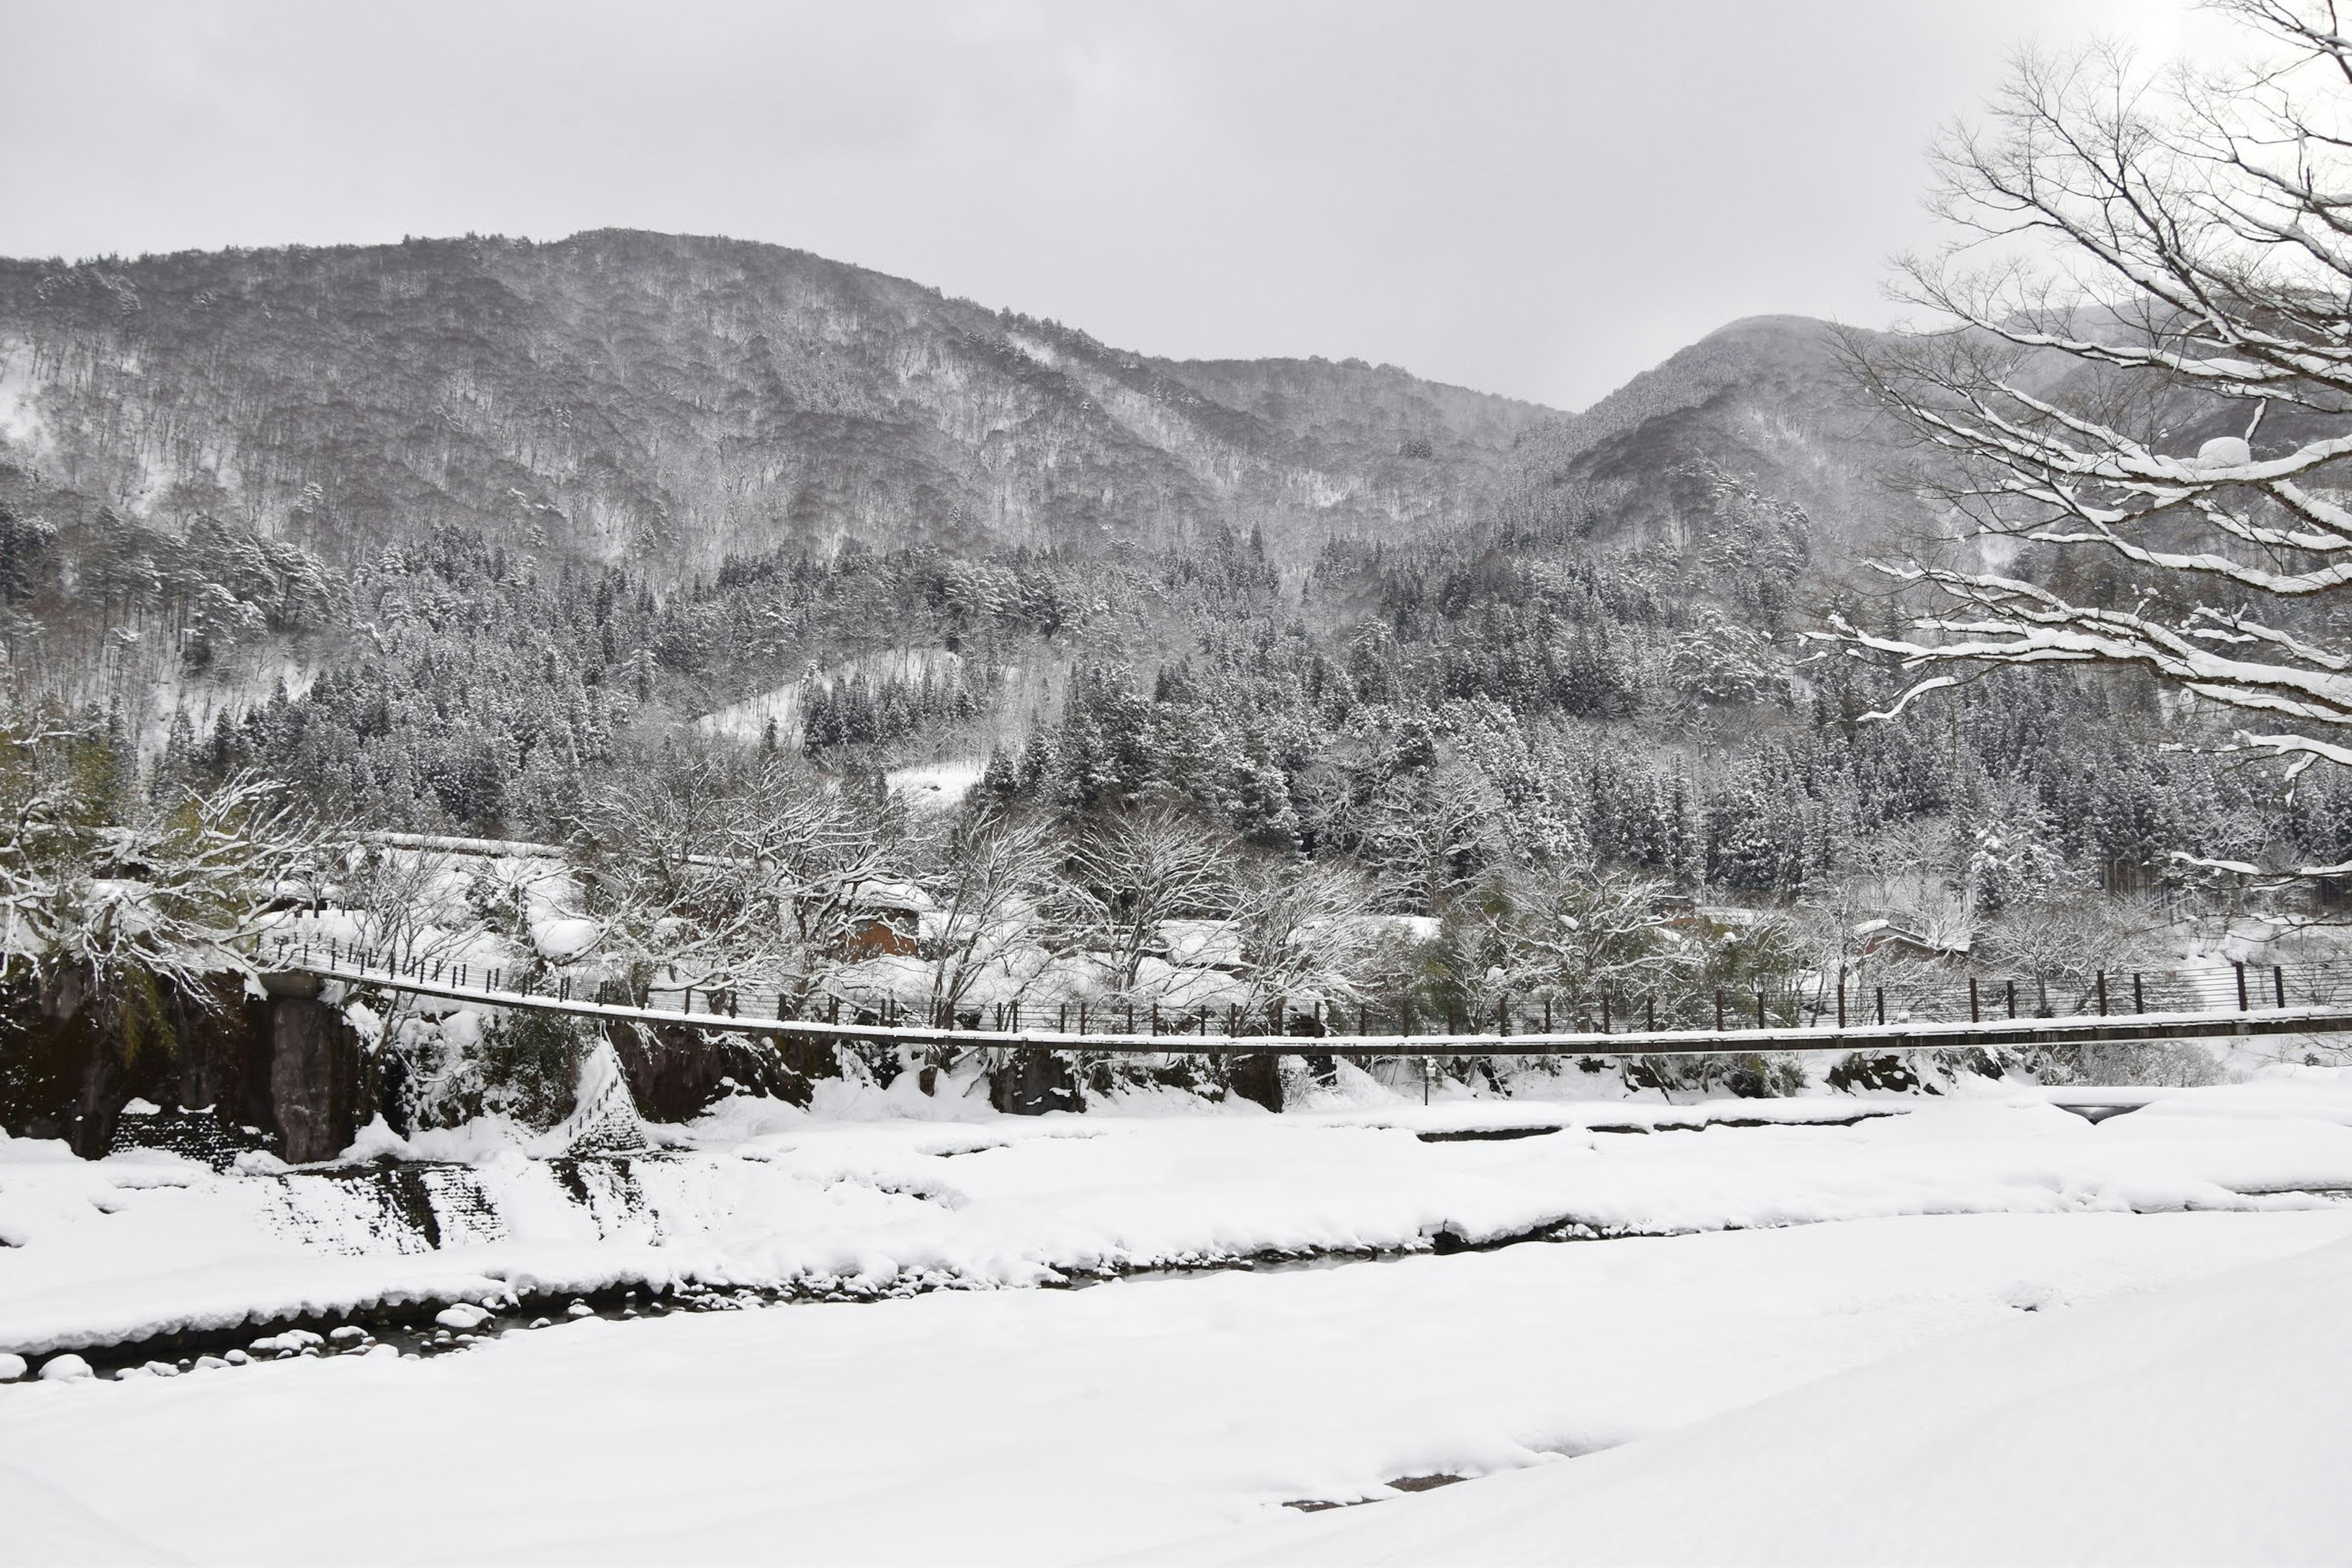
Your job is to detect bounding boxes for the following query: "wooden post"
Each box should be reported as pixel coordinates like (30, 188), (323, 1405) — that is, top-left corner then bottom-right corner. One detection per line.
(1755, 988), (1766, 1028)
(1969, 977), (1980, 1023)
(2007, 979), (2017, 1019)
(1875, 986), (1885, 1025)
(1714, 990), (1725, 1030)
(2236, 963), (2248, 1011)
(1646, 996), (1656, 1031)
(1836, 971), (1845, 1028)
(2097, 972), (2108, 1016)
(2275, 965), (2287, 1008)
(2133, 973), (2144, 1012)
(1600, 995), (1610, 1034)
(1544, 998), (1553, 1033)
(1499, 999), (1510, 1037)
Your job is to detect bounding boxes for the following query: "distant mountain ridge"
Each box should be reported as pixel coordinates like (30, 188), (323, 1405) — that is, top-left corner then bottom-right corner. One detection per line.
(0, 229), (1561, 578)
(1499, 314), (1924, 568)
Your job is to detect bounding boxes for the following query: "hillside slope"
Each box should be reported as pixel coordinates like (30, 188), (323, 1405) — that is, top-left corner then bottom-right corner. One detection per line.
(1495, 314), (1928, 570)
(0, 230), (1558, 578)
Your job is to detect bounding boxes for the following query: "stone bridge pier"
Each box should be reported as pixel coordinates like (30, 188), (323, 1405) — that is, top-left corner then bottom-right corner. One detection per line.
(258, 973), (368, 1163)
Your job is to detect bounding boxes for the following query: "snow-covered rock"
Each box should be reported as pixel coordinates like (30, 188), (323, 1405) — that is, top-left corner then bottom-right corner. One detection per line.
(530, 917), (601, 962)
(36, 1354), (91, 1382)
(0, 1351), (25, 1381)
(434, 1303), (493, 1332)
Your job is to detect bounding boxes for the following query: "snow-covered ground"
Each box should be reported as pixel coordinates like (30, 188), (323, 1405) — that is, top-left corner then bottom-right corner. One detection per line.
(6, 1074), (2352, 1563)
(1146, 1223), (2352, 1567)
(3, 1210), (2348, 1565)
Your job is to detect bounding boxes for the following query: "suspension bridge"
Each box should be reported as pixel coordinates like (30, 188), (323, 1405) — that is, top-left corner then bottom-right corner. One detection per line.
(265, 937), (2352, 1058)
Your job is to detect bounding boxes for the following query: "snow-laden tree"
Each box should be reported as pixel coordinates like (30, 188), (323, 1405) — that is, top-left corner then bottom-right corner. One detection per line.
(1226, 854), (1382, 1017)
(0, 710), (325, 1053)
(571, 751), (898, 1004)
(913, 801), (1063, 1021)
(1827, 1), (2352, 873)
(1060, 801), (1240, 997)
(1452, 864), (1694, 1020)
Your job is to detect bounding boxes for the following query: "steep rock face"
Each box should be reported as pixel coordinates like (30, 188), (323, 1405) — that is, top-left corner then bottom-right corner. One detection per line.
(0, 230), (1558, 578)
(606, 1020), (839, 1120)
(988, 1046), (1084, 1115)
(0, 974), (287, 1159)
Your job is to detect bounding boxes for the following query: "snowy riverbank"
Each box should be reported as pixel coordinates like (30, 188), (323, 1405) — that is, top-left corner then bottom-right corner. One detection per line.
(9, 1071), (2352, 1563)
(7, 1071), (2352, 1362)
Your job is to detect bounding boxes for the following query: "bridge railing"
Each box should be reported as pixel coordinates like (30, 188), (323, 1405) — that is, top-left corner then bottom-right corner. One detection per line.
(263, 933), (2351, 1046)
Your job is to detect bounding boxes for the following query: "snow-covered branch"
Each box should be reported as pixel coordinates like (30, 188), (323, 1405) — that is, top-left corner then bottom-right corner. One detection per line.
(1825, 5), (2352, 826)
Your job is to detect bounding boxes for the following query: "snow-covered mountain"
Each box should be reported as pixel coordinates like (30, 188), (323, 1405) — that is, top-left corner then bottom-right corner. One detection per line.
(0, 230), (1556, 579)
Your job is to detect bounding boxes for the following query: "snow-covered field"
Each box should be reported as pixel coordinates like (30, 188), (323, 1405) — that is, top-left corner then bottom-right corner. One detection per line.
(1148, 1223), (2352, 1567)
(7, 1073), (2352, 1564)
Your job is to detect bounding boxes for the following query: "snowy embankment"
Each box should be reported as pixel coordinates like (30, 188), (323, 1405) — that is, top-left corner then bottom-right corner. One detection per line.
(3, 1210), (2349, 1566)
(6, 1073), (2352, 1359)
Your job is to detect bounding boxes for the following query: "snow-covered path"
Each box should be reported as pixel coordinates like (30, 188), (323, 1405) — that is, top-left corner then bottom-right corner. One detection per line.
(5, 1208), (2350, 1566)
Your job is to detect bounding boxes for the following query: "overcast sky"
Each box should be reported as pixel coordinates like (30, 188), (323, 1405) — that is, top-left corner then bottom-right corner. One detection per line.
(1, 1), (2229, 410)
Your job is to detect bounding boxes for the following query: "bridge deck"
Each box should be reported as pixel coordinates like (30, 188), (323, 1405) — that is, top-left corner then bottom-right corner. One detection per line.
(273, 958), (2352, 1057)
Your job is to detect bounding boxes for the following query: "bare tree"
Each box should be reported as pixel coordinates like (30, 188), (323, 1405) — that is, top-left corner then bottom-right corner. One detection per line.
(1064, 801), (1238, 996)
(1823, 4), (2352, 872)
(1357, 761), (1501, 914)
(1460, 864), (1695, 1017)
(337, 843), (475, 972)
(571, 750), (898, 1003)
(1227, 854), (1382, 1017)
(914, 801), (1062, 1022)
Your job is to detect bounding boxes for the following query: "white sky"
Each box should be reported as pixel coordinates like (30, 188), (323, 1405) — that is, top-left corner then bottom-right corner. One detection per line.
(0, 1), (2232, 410)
